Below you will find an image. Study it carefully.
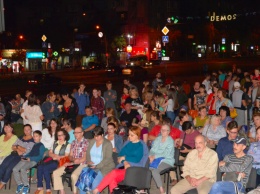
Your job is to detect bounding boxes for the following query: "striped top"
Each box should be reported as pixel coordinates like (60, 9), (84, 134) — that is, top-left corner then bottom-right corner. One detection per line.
(220, 154), (253, 187)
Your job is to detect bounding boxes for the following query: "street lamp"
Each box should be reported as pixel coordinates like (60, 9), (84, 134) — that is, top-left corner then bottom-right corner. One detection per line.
(127, 34), (133, 45)
(98, 31), (108, 67)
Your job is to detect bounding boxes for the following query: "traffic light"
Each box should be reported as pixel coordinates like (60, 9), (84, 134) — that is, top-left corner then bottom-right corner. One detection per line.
(162, 49), (166, 57)
(167, 17), (179, 24)
(221, 46), (226, 52)
(42, 52), (46, 59)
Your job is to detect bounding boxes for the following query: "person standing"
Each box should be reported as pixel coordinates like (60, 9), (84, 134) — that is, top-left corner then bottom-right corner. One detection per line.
(74, 83), (90, 127)
(91, 88), (105, 122)
(104, 81), (117, 115)
(152, 72), (163, 92)
(230, 81), (248, 127)
(23, 94), (44, 132)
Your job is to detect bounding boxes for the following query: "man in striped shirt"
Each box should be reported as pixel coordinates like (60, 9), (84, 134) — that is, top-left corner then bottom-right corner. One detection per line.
(209, 137), (253, 194)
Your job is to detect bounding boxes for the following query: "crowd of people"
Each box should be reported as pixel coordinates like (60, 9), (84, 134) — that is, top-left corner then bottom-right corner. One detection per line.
(0, 68), (260, 194)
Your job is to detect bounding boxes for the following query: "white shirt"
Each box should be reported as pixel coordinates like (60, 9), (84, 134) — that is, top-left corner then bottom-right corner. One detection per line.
(41, 128), (55, 150)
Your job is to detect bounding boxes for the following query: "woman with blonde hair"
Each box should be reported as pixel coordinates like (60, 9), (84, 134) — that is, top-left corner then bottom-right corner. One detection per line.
(101, 107), (116, 133)
(202, 114), (226, 148)
(143, 91), (156, 110)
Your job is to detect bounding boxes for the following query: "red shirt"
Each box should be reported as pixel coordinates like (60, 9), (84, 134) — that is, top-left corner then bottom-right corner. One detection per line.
(222, 80), (229, 90)
(148, 125), (181, 140)
(169, 127), (182, 140)
(148, 125), (162, 137)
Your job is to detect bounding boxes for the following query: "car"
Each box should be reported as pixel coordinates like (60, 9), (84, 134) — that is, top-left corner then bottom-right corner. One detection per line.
(63, 63), (73, 68)
(28, 73), (62, 87)
(88, 62), (105, 70)
(122, 66), (147, 77)
(105, 65), (122, 76)
(145, 60), (162, 66)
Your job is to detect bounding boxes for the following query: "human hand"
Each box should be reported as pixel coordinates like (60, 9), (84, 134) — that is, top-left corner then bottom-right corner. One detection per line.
(149, 155), (155, 163)
(219, 161), (226, 167)
(124, 161), (130, 169)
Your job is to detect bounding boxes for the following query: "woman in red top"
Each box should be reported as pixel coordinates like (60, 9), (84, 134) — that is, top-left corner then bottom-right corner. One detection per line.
(91, 88), (105, 121)
(222, 75), (231, 91)
(207, 83), (220, 115)
(121, 85), (130, 111)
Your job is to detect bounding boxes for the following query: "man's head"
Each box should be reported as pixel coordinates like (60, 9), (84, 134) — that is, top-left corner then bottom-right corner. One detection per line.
(227, 121), (238, 140)
(79, 83), (86, 92)
(123, 78), (130, 86)
(233, 137), (247, 154)
(195, 135), (207, 153)
(124, 102), (132, 112)
(156, 72), (161, 79)
(193, 82), (200, 91)
(74, 127), (84, 140)
(85, 106), (93, 116)
(106, 81), (112, 90)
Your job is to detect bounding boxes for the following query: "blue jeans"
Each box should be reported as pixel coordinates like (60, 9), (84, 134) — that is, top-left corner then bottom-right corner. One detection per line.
(209, 181), (245, 194)
(37, 161), (58, 190)
(166, 111), (175, 123)
(0, 154), (21, 183)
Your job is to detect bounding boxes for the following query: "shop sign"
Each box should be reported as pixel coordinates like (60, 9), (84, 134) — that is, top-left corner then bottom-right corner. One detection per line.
(210, 12), (237, 22)
(26, 52), (44, 59)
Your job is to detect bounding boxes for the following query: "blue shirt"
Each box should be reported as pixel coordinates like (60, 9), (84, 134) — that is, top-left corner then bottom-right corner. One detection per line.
(90, 142), (103, 165)
(216, 136), (234, 161)
(74, 92), (90, 115)
(119, 141), (143, 163)
(82, 115), (99, 131)
(68, 130), (75, 144)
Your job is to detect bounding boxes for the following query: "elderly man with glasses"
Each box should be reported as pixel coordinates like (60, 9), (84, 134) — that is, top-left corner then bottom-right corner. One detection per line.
(53, 127), (89, 194)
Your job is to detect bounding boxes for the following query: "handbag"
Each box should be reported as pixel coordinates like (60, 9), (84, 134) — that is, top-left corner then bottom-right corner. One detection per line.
(149, 157), (164, 169)
(230, 108), (238, 119)
(38, 156), (55, 165)
(65, 164), (80, 173)
(113, 185), (135, 194)
(188, 109), (198, 119)
(222, 172), (239, 182)
(76, 167), (103, 192)
(58, 156), (71, 167)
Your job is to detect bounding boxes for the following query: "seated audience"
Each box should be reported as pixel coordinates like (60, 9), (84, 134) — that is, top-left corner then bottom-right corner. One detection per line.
(35, 129), (71, 194)
(209, 137), (253, 194)
(101, 107), (117, 133)
(247, 126), (260, 186)
(193, 106), (209, 132)
(78, 126), (115, 194)
(202, 114), (226, 149)
(41, 118), (59, 150)
(61, 118), (75, 143)
(0, 124), (34, 190)
(216, 121), (238, 161)
(92, 126), (149, 194)
(0, 123), (18, 165)
(53, 127), (88, 194)
(148, 111), (162, 141)
(171, 135), (218, 194)
(219, 106), (232, 128)
(249, 113), (260, 142)
(149, 124), (175, 194)
(14, 130), (45, 194)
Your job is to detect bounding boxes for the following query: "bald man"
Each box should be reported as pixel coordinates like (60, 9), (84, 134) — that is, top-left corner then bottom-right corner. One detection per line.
(171, 135), (218, 194)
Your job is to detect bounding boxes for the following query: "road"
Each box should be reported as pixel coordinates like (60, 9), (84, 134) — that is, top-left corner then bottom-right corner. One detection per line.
(0, 57), (260, 98)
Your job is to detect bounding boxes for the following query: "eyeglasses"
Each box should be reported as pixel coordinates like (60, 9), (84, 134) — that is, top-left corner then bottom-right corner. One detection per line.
(73, 132), (83, 134)
(57, 134), (64, 137)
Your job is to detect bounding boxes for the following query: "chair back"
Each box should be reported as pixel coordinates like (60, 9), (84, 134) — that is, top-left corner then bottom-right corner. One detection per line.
(246, 168), (257, 189)
(174, 147), (180, 165)
(124, 167), (152, 190)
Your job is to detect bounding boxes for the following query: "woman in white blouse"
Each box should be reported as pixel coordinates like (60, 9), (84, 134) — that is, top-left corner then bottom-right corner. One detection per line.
(41, 118), (60, 150)
(23, 94), (44, 132)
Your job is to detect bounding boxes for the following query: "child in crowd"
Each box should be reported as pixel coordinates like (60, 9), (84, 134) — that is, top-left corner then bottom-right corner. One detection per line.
(14, 130), (45, 194)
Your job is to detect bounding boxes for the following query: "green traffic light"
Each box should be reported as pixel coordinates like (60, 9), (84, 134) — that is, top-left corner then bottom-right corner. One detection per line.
(221, 46), (225, 50)
(171, 16), (174, 20)
(42, 52), (46, 58)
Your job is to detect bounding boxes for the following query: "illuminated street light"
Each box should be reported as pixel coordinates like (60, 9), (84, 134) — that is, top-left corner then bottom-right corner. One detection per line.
(98, 31), (108, 67)
(19, 35), (24, 40)
(96, 25), (100, 30)
(127, 34), (133, 45)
